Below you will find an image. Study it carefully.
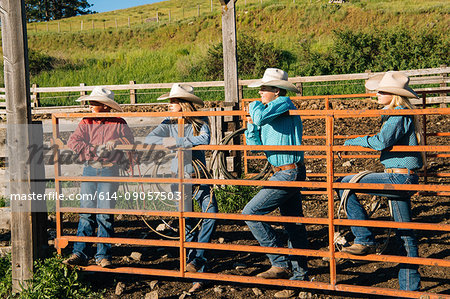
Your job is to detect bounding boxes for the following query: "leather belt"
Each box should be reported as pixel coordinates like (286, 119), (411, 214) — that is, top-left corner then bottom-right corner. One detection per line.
(384, 168), (415, 175)
(88, 161), (114, 169)
(273, 161), (304, 173)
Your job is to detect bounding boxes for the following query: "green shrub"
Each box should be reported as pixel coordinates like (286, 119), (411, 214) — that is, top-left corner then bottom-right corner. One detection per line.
(191, 34), (295, 80)
(0, 197), (6, 208)
(214, 185), (260, 213)
(296, 28), (449, 76)
(28, 50), (55, 76)
(0, 254), (102, 299)
(0, 254), (12, 298)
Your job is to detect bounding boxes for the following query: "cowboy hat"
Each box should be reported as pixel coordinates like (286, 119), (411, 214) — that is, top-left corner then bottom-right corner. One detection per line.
(365, 71), (419, 99)
(76, 86), (123, 112)
(158, 83), (204, 107)
(248, 68), (299, 93)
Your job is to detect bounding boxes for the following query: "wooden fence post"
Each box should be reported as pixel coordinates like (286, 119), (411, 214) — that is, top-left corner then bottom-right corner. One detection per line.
(80, 20), (83, 31)
(440, 64), (447, 108)
(156, 11), (159, 22)
(57, 22), (60, 33)
(238, 85), (244, 103)
(365, 69), (372, 93)
(130, 81), (137, 104)
(0, 0), (46, 291)
(169, 10), (171, 23)
(296, 82), (303, 96)
(32, 83), (40, 107)
(220, 0), (241, 177)
(115, 18), (118, 29)
(80, 83), (86, 105)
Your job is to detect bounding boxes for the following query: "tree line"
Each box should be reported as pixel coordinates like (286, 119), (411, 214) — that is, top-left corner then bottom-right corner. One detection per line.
(25, 0), (95, 22)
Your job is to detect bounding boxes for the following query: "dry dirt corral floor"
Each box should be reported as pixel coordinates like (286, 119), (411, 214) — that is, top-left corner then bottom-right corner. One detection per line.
(4, 99), (450, 298)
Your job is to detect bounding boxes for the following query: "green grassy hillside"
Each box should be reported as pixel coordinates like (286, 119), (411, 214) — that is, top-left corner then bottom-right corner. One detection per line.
(1, 0), (449, 104)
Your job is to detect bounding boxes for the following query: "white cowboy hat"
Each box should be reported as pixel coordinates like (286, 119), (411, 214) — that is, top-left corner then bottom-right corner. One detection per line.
(248, 68), (299, 93)
(158, 83), (204, 107)
(365, 71), (419, 99)
(76, 86), (123, 112)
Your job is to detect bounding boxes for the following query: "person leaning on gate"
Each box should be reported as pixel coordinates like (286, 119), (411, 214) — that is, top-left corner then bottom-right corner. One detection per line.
(144, 83), (218, 294)
(242, 68), (309, 299)
(63, 87), (134, 268)
(336, 71), (423, 291)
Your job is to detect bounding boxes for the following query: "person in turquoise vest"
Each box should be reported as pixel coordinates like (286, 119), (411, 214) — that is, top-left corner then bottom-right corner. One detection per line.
(338, 71), (423, 291)
(145, 83), (218, 293)
(243, 68), (308, 299)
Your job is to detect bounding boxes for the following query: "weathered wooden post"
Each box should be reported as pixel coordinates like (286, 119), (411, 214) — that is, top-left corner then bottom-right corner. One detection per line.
(219, 0), (241, 177)
(0, 0), (46, 292)
(79, 83), (86, 105)
(440, 64), (447, 108)
(31, 83), (40, 107)
(129, 81), (137, 104)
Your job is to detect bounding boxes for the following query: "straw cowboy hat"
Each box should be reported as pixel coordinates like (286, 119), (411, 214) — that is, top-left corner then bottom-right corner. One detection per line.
(365, 71), (419, 99)
(76, 86), (123, 111)
(248, 68), (299, 93)
(158, 83), (204, 107)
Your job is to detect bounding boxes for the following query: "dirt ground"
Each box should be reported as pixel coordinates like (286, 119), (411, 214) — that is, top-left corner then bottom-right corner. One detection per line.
(4, 99), (450, 298)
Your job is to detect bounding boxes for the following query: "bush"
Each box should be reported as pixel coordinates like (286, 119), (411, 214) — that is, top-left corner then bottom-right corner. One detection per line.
(214, 185), (260, 213)
(28, 50), (55, 76)
(0, 197), (6, 208)
(296, 28), (450, 76)
(0, 254), (12, 298)
(0, 254), (102, 299)
(192, 34), (295, 80)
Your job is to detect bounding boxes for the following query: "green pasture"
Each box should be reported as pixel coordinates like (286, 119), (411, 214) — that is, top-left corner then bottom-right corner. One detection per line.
(0, 0), (448, 105)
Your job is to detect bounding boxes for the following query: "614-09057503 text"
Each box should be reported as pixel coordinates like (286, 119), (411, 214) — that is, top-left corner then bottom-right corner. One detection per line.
(9, 191), (182, 201)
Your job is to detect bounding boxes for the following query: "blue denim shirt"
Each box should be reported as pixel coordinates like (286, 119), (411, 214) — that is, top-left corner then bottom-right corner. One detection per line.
(145, 117), (210, 174)
(344, 106), (423, 170)
(245, 96), (304, 167)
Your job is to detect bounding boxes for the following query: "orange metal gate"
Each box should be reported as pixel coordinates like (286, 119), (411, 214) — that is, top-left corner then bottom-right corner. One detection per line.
(51, 90), (450, 298)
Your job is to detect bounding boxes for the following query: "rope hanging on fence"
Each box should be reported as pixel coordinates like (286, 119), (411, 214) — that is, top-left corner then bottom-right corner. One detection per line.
(209, 127), (272, 181)
(120, 153), (215, 240)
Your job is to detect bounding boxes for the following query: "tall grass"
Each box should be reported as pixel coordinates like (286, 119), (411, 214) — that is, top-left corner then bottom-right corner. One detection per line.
(0, 0), (447, 105)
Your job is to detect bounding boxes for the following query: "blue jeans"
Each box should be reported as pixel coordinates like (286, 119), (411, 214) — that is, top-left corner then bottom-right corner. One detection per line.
(73, 165), (119, 262)
(185, 184), (218, 273)
(337, 172), (420, 291)
(242, 165), (308, 281)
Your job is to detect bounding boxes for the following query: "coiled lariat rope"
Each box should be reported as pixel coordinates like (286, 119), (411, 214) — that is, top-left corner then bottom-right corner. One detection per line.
(120, 147), (214, 240)
(208, 128), (272, 181)
(336, 171), (393, 254)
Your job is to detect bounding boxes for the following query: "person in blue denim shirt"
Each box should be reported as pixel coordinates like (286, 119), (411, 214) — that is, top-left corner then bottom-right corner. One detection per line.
(337, 71), (423, 291)
(145, 83), (218, 293)
(63, 87), (134, 268)
(243, 68), (308, 299)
